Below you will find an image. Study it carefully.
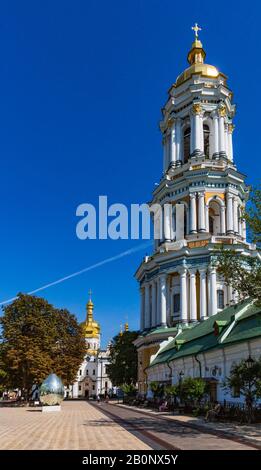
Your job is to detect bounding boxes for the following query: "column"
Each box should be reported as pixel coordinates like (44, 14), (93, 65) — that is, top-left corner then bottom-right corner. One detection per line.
(226, 193), (234, 234)
(140, 287), (145, 330)
(227, 285), (233, 305)
(242, 219), (247, 241)
(190, 112), (194, 155)
(163, 135), (168, 173)
(233, 198), (239, 234)
(144, 283), (150, 329)
(228, 124), (234, 162)
(157, 278), (161, 325)
(189, 193), (197, 234)
(198, 192), (206, 232)
(189, 269), (197, 322)
(218, 106), (226, 156)
(224, 124), (229, 157)
(209, 267), (217, 316)
(180, 267), (188, 323)
(164, 203), (172, 242)
(192, 103), (203, 154)
(220, 205), (226, 235)
(151, 281), (157, 327)
(212, 112), (219, 157)
(199, 114), (204, 152)
(175, 118), (182, 163)
(199, 269), (207, 320)
(170, 121), (176, 166)
(160, 274), (167, 326)
(205, 204), (209, 232)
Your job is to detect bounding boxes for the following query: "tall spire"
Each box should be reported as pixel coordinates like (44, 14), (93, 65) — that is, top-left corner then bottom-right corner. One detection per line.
(86, 288), (94, 322)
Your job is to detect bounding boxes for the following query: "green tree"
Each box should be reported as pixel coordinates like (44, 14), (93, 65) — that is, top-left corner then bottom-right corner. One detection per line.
(224, 358), (261, 423)
(0, 294), (86, 398)
(107, 330), (139, 386)
(181, 377), (207, 404)
(216, 186), (261, 305)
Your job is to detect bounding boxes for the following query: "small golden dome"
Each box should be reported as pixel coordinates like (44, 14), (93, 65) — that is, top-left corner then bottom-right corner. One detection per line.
(175, 27), (224, 87)
(81, 290), (100, 339)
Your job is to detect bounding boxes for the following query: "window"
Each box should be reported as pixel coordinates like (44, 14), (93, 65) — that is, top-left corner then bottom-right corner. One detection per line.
(79, 370), (82, 376)
(105, 366), (109, 375)
(173, 294), (180, 314)
(203, 124), (210, 157)
(105, 381), (108, 389)
(79, 385), (81, 391)
(86, 370), (88, 375)
(92, 385), (95, 391)
(217, 290), (224, 309)
(92, 370), (95, 375)
(183, 127), (191, 163)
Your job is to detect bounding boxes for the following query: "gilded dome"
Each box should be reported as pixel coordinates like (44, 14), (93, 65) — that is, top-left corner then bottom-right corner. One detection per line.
(81, 292), (100, 338)
(175, 37), (223, 87)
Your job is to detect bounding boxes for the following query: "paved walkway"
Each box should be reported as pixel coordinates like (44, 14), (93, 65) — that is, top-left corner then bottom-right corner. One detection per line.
(0, 401), (150, 450)
(116, 403), (261, 448)
(96, 402), (258, 450)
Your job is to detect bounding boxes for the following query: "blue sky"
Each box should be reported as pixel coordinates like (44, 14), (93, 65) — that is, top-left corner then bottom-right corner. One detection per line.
(0, 0), (260, 347)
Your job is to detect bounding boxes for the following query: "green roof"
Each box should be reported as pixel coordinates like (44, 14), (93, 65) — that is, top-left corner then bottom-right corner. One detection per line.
(149, 299), (261, 369)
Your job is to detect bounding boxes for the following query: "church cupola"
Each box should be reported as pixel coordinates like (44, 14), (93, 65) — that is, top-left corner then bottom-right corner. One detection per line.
(160, 24), (235, 174)
(82, 290), (101, 355)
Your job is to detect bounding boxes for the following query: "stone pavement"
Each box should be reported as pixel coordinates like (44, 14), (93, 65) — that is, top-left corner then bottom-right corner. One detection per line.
(116, 403), (261, 448)
(0, 401), (150, 450)
(97, 403), (257, 450)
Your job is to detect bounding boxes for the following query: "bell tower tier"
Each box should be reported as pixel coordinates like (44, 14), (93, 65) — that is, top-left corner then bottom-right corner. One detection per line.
(135, 25), (259, 333)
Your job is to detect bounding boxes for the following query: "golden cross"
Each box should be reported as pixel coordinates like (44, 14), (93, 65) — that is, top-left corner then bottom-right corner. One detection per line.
(192, 23), (202, 39)
(88, 289), (92, 299)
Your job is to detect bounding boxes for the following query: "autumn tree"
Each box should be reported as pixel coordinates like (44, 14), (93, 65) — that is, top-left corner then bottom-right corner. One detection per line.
(0, 294), (86, 397)
(107, 330), (139, 386)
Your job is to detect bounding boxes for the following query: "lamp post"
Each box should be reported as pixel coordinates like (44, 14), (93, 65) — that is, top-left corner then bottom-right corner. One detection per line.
(245, 355), (255, 369)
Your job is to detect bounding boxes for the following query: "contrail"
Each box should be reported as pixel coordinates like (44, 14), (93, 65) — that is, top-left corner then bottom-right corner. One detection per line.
(0, 241), (152, 306)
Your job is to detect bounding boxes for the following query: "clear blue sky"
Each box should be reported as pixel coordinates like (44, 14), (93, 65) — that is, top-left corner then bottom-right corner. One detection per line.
(0, 0), (260, 347)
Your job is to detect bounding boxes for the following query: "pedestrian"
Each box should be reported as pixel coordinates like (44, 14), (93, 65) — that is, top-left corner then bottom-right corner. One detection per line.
(97, 394), (100, 404)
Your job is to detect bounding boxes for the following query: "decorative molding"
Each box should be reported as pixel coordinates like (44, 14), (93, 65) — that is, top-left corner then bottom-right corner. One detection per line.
(192, 103), (202, 115)
(218, 104), (227, 117)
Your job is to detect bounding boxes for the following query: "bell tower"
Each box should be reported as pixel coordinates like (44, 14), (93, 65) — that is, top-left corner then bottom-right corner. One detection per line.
(135, 24), (258, 333)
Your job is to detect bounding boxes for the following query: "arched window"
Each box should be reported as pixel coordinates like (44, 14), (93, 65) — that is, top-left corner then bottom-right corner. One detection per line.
(208, 201), (221, 235)
(217, 290), (224, 309)
(183, 127), (191, 163)
(203, 124), (210, 157)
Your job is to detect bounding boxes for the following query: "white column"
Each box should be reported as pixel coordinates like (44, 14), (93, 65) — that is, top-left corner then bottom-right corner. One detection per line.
(207, 272), (211, 317)
(209, 267), (217, 316)
(199, 114), (204, 152)
(160, 274), (167, 326)
(199, 269), (207, 319)
(228, 124), (234, 162)
(224, 124), (229, 157)
(189, 193), (197, 234)
(194, 113), (201, 152)
(180, 268), (188, 323)
(175, 118), (182, 163)
(198, 192), (206, 232)
(151, 281), (157, 327)
(205, 204), (209, 232)
(212, 112), (219, 156)
(218, 108), (226, 155)
(163, 136), (168, 173)
(140, 288), (145, 330)
(144, 283), (150, 329)
(157, 278), (161, 325)
(233, 198), (239, 234)
(226, 193), (234, 234)
(227, 285), (233, 305)
(220, 205), (226, 235)
(189, 269), (197, 322)
(164, 203), (172, 242)
(170, 121), (176, 165)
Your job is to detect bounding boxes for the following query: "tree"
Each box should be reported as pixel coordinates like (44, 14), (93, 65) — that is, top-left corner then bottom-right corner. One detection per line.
(107, 330), (139, 386)
(0, 294), (86, 398)
(180, 377), (207, 404)
(224, 358), (261, 423)
(149, 381), (164, 398)
(216, 186), (261, 305)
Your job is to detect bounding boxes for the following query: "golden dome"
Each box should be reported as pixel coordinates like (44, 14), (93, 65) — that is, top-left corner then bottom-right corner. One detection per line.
(175, 32), (223, 87)
(81, 291), (100, 339)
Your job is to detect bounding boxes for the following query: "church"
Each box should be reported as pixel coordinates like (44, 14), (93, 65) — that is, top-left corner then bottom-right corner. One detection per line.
(134, 25), (261, 399)
(67, 293), (113, 399)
